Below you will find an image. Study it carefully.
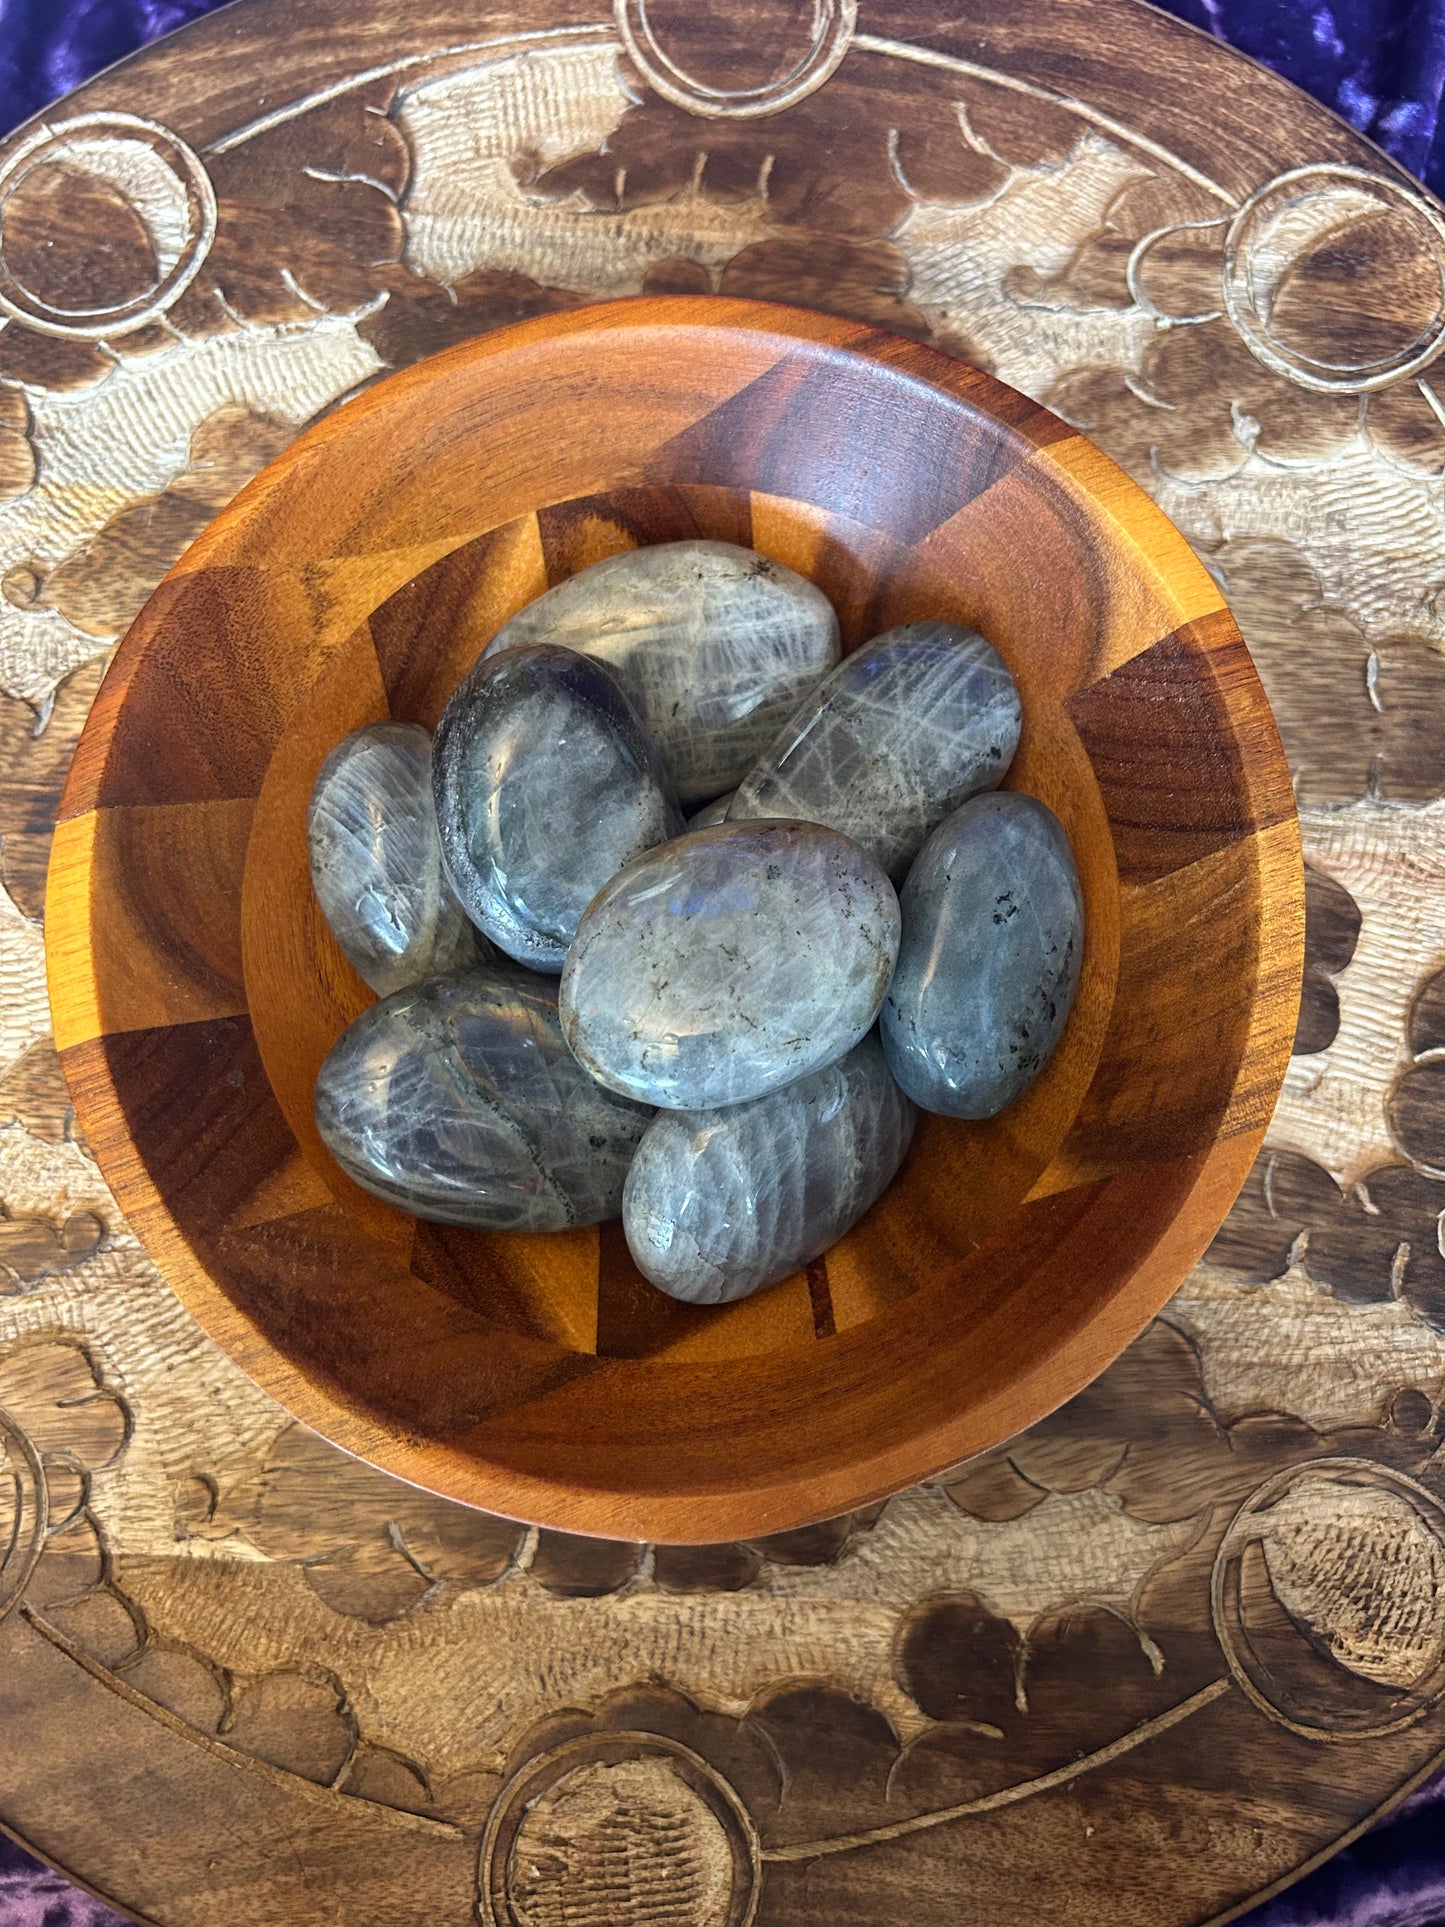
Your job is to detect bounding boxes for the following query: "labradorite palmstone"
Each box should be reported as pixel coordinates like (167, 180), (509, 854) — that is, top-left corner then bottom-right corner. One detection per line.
(314, 967), (653, 1229)
(729, 620), (1022, 881)
(560, 821), (901, 1110)
(880, 792), (1083, 1118)
(483, 542), (841, 806)
(623, 1033), (916, 1304)
(432, 642), (682, 972)
(308, 721), (485, 996)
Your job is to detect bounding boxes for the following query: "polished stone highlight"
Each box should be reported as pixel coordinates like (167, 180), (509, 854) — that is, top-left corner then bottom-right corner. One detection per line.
(881, 792), (1083, 1118)
(729, 620), (1021, 880)
(685, 790), (736, 831)
(484, 542), (840, 806)
(315, 966), (653, 1229)
(308, 721), (484, 996)
(623, 1033), (915, 1303)
(560, 821), (901, 1110)
(433, 643), (682, 972)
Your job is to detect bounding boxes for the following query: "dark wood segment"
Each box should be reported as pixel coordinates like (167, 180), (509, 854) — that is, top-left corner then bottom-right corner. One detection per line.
(76, 1017), (297, 1230)
(805, 1257), (837, 1338)
(204, 304), (800, 574)
(593, 1216), (715, 1360)
(368, 520), (548, 729)
(592, 1216), (817, 1361)
(639, 335), (1073, 544)
(216, 1206), (602, 1440)
(536, 485), (755, 584)
(411, 1219), (602, 1353)
(61, 569), (319, 815)
(1066, 614), (1299, 884)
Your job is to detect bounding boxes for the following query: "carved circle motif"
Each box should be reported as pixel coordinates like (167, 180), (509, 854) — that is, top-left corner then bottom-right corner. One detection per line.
(6, 1), (1445, 1917)
(613, 0), (856, 117)
(0, 1402), (47, 1621)
(478, 1732), (762, 1927)
(1223, 164), (1445, 392)
(1211, 1458), (1445, 1738)
(0, 112), (217, 338)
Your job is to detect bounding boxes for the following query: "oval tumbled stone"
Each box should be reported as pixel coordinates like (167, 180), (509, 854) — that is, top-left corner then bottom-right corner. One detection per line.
(729, 620), (1021, 881)
(624, 1033), (916, 1303)
(315, 967), (652, 1229)
(433, 643), (682, 971)
(484, 542), (840, 806)
(880, 793), (1083, 1118)
(560, 821), (901, 1109)
(309, 721), (485, 995)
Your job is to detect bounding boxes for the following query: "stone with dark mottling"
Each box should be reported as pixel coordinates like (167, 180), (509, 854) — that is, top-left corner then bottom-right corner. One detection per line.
(881, 792), (1083, 1117)
(560, 820), (901, 1110)
(308, 721), (485, 995)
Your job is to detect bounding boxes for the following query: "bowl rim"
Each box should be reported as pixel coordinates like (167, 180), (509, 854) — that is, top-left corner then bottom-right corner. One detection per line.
(45, 295), (1304, 1541)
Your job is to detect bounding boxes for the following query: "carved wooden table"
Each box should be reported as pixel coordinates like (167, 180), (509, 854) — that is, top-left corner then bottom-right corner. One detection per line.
(2, 2), (1445, 1922)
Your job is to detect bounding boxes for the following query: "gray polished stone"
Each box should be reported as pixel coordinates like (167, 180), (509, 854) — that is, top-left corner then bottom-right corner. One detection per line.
(308, 721), (485, 996)
(880, 793), (1083, 1118)
(433, 643), (682, 972)
(729, 620), (1021, 881)
(483, 542), (840, 806)
(560, 820), (900, 1109)
(624, 1033), (915, 1304)
(685, 790), (736, 830)
(315, 966), (652, 1229)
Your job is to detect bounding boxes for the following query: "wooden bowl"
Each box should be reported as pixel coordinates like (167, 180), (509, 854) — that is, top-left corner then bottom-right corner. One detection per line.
(46, 297), (1302, 1542)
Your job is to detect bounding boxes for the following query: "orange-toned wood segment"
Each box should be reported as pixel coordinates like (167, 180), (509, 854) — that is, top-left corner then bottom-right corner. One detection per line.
(46, 300), (1302, 1541)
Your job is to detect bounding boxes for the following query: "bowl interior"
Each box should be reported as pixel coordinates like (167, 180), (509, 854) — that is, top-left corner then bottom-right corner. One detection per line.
(247, 481), (1115, 1360)
(48, 298), (1302, 1540)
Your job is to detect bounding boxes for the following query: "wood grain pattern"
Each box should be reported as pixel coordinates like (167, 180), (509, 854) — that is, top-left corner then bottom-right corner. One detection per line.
(1, 2), (1444, 1923)
(45, 301), (1302, 1543)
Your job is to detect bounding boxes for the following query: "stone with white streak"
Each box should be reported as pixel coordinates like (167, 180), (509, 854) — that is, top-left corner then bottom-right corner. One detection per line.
(483, 542), (840, 806)
(308, 722), (485, 996)
(432, 643), (682, 971)
(729, 620), (1021, 881)
(560, 821), (900, 1109)
(315, 966), (652, 1229)
(881, 792), (1082, 1117)
(624, 1033), (915, 1303)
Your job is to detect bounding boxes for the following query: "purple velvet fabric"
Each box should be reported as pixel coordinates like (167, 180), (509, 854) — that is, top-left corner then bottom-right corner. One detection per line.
(0, 0), (221, 139)
(1241, 1778), (1445, 1927)
(0, 1834), (127, 1926)
(0, 2), (1443, 1924)
(1158, 0), (1445, 199)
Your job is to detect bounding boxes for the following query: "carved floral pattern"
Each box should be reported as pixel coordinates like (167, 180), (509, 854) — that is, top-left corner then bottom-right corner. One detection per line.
(1, 16), (1445, 1922)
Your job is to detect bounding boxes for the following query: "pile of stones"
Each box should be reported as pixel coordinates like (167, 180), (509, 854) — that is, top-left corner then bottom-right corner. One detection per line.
(308, 541), (1082, 1306)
